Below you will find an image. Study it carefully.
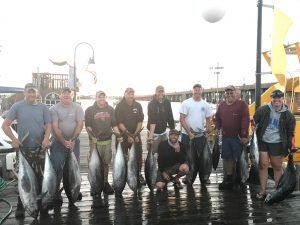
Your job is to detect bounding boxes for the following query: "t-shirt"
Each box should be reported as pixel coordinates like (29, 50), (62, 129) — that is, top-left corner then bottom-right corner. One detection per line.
(50, 102), (84, 139)
(6, 100), (51, 148)
(179, 98), (213, 135)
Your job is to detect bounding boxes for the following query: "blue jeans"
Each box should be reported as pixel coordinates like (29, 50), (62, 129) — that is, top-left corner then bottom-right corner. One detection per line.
(50, 138), (80, 189)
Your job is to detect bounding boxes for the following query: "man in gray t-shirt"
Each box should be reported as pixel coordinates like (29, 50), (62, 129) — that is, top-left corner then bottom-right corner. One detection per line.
(1, 83), (51, 218)
(50, 87), (84, 205)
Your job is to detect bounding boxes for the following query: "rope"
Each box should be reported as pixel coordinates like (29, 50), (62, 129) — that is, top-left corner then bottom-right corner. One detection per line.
(0, 177), (13, 225)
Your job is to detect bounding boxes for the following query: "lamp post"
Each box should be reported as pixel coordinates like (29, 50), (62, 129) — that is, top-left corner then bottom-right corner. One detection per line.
(73, 42), (95, 102)
(255, 0), (263, 109)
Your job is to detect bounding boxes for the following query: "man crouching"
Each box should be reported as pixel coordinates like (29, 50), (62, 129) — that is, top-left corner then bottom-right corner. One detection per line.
(156, 129), (189, 191)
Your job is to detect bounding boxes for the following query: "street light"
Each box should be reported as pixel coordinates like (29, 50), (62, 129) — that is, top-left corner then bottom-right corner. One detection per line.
(73, 42), (95, 102)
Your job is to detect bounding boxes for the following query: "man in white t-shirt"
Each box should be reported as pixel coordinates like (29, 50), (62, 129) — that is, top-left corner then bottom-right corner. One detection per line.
(179, 83), (213, 188)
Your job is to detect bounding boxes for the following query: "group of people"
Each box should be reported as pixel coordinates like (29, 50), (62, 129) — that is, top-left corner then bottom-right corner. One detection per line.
(1, 81), (296, 219)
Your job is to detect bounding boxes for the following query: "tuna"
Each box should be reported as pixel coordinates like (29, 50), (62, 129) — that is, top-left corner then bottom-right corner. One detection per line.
(127, 144), (140, 193)
(88, 143), (105, 196)
(63, 150), (81, 204)
(18, 150), (40, 219)
(212, 134), (220, 171)
(265, 152), (297, 204)
(199, 139), (212, 182)
(112, 142), (127, 195)
(249, 131), (259, 171)
(144, 143), (157, 191)
(237, 145), (249, 183)
(186, 140), (198, 185)
(41, 148), (58, 209)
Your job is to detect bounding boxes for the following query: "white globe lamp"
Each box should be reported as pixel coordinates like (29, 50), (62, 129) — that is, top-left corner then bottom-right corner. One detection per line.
(201, 0), (226, 23)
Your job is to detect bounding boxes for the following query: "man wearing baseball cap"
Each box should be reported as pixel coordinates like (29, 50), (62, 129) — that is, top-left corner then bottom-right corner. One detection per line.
(147, 85), (175, 154)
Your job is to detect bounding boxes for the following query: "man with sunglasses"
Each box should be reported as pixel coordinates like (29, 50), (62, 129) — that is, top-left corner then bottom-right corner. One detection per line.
(253, 89), (295, 200)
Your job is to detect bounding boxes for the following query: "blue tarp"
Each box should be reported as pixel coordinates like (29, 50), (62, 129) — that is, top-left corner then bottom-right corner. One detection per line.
(0, 86), (24, 93)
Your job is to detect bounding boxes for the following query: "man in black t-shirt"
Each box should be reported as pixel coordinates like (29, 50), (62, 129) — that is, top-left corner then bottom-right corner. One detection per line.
(115, 87), (146, 185)
(156, 129), (189, 191)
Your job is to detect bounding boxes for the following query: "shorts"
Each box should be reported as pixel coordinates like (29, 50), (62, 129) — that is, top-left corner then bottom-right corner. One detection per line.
(156, 163), (181, 183)
(258, 141), (284, 156)
(221, 137), (243, 160)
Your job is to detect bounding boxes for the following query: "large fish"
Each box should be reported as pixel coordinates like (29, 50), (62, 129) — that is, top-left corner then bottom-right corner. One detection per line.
(199, 139), (212, 182)
(237, 145), (249, 183)
(265, 152), (297, 204)
(88, 144), (105, 196)
(212, 134), (220, 170)
(18, 150), (40, 219)
(63, 150), (81, 204)
(112, 142), (127, 195)
(144, 143), (157, 191)
(41, 148), (58, 209)
(249, 131), (259, 171)
(127, 144), (140, 193)
(186, 140), (198, 185)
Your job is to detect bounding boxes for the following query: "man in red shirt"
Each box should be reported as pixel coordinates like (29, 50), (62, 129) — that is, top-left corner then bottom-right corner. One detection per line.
(215, 85), (250, 190)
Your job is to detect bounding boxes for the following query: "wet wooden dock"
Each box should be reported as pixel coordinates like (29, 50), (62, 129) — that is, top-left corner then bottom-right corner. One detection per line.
(1, 129), (300, 225)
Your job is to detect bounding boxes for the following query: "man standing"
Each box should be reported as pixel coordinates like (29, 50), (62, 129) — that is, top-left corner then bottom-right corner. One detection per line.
(85, 90), (122, 195)
(147, 85), (175, 153)
(179, 83), (213, 187)
(253, 89), (295, 199)
(156, 129), (189, 191)
(115, 87), (146, 185)
(215, 85), (250, 190)
(50, 87), (84, 204)
(1, 83), (51, 218)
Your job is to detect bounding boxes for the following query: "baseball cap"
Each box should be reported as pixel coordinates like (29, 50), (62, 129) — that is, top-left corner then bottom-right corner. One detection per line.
(270, 89), (284, 98)
(193, 83), (202, 89)
(124, 87), (135, 94)
(61, 87), (72, 93)
(225, 85), (236, 91)
(96, 90), (106, 97)
(24, 83), (38, 92)
(169, 129), (180, 136)
(155, 85), (165, 92)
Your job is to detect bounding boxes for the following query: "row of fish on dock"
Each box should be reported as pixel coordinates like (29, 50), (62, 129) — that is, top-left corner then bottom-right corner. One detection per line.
(17, 130), (298, 219)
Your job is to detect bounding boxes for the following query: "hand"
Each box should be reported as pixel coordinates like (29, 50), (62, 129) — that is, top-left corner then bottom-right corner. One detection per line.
(41, 138), (50, 149)
(240, 137), (249, 145)
(188, 131), (195, 140)
(11, 138), (22, 149)
(128, 136), (134, 144)
(147, 138), (153, 144)
(215, 129), (220, 136)
(162, 172), (170, 181)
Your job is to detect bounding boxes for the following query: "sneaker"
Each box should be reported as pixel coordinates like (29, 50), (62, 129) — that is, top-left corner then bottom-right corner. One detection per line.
(103, 182), (114, 195)
(218, 180), (233, 190)
(139, 175), (146, 185)
(15, 197), (25, 219)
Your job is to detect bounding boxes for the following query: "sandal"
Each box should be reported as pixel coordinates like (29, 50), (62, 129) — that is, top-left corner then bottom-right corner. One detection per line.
(174, 181), (183, 189)
(256, 192), (267, 200)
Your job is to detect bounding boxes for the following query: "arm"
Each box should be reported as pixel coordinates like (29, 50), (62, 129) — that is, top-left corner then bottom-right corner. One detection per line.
(180, 113), (194, 139)
(147, 102), (156, 142)
(167, 100), (175, 129)
(42, 122), (51, 148)
(1, 118), (21, 149)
